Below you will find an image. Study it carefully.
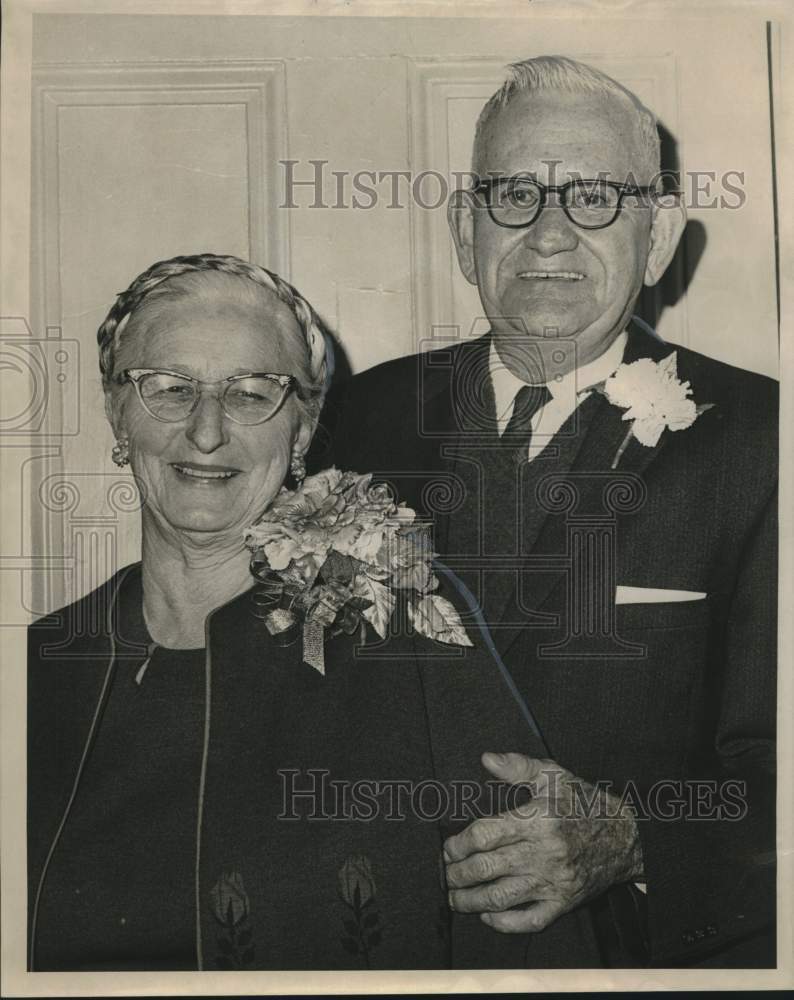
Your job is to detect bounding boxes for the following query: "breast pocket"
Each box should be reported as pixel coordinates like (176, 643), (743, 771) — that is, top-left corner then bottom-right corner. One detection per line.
(616, 595), (711, 631)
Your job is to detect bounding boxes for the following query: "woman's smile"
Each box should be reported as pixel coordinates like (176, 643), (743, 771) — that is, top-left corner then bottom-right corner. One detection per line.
(170, 460), (243, 482)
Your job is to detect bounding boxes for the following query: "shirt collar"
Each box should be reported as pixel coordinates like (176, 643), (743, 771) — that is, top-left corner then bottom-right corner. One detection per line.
(489, 330), (628, 423)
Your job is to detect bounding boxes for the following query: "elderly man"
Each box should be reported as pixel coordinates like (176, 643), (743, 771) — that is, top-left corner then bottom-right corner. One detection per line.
(317, 56), (776, 968)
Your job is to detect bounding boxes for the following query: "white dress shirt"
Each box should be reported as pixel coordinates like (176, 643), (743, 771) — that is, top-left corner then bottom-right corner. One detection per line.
(489, 331), (628, 461)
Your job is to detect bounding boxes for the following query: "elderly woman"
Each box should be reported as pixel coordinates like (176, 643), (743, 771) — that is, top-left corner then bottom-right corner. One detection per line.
(27, 254), (560, 972)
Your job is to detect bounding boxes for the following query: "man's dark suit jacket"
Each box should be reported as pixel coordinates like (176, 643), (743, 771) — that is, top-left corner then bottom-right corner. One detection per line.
(312, 323), (778, 968)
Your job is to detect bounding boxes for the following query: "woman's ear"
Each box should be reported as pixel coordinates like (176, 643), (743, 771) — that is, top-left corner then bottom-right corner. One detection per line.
(447, 189), (478, 286)
(644, 193), (687, 287)
(295, 410), (318, 456)
(104, 389), (124, 439)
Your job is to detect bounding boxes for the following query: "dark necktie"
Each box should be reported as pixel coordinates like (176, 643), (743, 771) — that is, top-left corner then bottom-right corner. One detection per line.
(501, 383), (552, 456)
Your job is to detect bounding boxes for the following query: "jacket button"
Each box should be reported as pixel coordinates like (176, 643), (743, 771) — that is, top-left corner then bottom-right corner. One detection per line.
(682, 931), (696, 945)
(705, 924), (718, 936)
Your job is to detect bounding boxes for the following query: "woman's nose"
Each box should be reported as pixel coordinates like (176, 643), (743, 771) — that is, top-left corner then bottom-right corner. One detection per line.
(184, 392), (230, 453)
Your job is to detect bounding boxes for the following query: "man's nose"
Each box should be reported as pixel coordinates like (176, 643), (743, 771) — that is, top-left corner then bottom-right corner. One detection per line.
(521, 200), (579, 257)
(184, 391), (230, 453)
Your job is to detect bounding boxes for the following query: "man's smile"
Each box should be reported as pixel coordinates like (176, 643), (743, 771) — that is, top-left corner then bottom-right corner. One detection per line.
(516, 269), (585, 281)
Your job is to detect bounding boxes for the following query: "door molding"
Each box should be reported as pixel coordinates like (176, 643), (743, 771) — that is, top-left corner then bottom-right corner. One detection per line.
(28, 60), (289, 614)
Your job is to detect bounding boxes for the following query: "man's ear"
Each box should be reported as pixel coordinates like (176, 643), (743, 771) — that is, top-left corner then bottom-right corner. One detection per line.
(447, 189), (478, 286)
(644, 193), (687, 287)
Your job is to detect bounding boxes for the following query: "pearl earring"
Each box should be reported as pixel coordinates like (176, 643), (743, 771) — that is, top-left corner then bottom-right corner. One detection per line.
(111, 438), (130, 467)
(289, 449), (307, 486)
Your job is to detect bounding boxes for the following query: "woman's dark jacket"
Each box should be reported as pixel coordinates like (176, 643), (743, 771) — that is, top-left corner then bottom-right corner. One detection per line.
(28, 562), (644, 971)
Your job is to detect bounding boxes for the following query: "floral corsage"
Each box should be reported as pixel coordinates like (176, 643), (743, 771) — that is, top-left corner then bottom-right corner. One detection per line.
(244, 468), (471, 674)
(597, 352), (714, 468)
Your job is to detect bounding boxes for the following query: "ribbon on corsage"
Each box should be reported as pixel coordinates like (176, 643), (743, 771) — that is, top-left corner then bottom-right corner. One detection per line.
(244, 468), (471, 674)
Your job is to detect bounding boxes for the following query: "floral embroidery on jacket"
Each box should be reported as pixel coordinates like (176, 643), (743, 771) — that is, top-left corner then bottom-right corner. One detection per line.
(210, 871), (255, 969)
(338, 855), (382, 967)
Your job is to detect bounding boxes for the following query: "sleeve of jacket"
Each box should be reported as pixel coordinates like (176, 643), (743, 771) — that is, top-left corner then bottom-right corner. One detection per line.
(636, 486), (777, 966)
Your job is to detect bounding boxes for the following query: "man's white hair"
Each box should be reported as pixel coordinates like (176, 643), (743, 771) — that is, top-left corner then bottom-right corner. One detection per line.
(472, 55), (661, 182)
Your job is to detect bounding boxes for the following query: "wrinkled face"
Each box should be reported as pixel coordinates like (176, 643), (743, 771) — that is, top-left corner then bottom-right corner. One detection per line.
(451, 90), (676, 371)
(109, 282), (313, 537)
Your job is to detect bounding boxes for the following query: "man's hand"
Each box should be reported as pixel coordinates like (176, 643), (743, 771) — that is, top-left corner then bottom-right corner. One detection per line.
(444, 752), (644, 933)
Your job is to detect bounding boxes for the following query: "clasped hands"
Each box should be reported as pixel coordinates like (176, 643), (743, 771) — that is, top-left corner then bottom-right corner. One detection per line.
(444, 752), (644, 933)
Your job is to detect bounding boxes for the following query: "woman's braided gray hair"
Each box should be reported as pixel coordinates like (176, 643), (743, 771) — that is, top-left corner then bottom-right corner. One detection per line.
(97, 253), (333, 412)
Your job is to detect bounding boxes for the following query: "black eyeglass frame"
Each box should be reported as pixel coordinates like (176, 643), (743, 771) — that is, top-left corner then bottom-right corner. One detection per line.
(471, 176), (656, 231)
(119, 368), (300, 425)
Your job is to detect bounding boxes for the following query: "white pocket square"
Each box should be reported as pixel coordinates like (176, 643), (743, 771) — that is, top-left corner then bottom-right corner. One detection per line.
(615, 586), (707, 604)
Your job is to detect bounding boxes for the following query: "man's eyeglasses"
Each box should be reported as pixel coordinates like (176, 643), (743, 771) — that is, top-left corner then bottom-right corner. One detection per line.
(119, 369), (299, 425)
(472, 176), (655, 230)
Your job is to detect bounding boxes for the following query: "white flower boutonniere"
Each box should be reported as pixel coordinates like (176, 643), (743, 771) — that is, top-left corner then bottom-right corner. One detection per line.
(244, 468), (471, 674)
(598, 352), (714, 469)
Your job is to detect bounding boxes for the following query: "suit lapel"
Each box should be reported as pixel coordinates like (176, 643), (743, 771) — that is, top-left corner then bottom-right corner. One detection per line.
(481, 390), (602, 635)
(487, 324), (679, 657)
(561, 320), (677, 483)
(428, 336), (496, 556)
